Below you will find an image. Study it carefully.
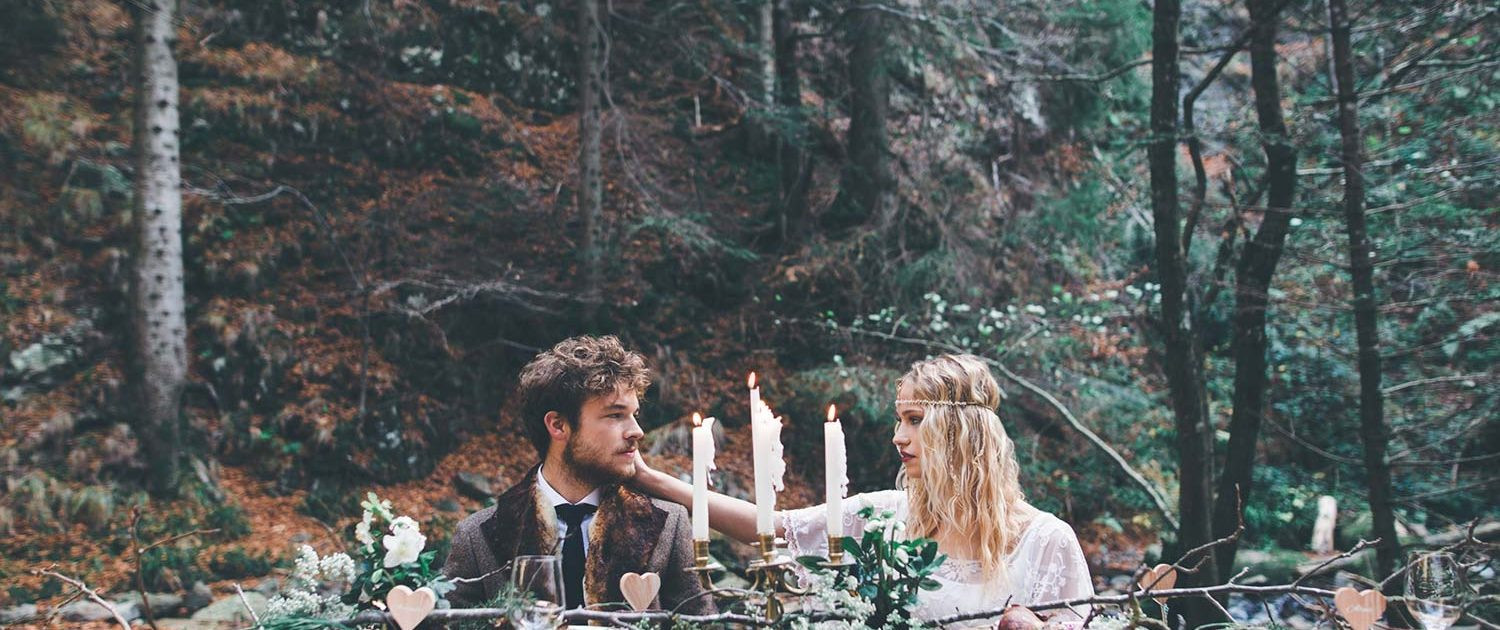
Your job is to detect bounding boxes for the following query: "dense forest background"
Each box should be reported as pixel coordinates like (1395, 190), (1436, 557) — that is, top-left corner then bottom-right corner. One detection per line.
(0, 0), (1494, 624)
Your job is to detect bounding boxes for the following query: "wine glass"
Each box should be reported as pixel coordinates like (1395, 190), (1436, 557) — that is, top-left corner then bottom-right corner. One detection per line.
(510, 554), (565, 630)
(1405, 551), (1463, 630)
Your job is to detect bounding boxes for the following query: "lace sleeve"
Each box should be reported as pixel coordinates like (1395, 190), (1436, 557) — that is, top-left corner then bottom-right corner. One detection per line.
(1018, 516), (1095, 624)
(779, 490), (904, 558)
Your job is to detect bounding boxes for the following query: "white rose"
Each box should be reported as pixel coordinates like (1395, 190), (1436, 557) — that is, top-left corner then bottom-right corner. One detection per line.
(389, 516), (419, 533)
(382, 528), (426, 568)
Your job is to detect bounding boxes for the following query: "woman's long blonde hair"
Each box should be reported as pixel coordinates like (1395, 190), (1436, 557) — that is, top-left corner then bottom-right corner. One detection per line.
(897, 354), (1027, 585)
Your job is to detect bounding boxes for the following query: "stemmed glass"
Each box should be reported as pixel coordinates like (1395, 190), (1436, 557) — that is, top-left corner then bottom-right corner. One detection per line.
(510, 554), (565, 630)
(1405, 551), (1463, 630)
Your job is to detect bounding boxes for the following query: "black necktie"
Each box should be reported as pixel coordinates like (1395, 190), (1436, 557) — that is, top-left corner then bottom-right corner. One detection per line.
(554, 503), (597, 609)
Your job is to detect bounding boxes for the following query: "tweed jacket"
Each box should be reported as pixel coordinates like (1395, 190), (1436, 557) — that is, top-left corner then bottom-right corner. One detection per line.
(441, 466), (714, 615)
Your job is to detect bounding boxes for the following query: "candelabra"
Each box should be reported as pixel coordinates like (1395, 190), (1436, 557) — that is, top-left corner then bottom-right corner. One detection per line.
(742, 534), (856, 622)
(687, 539), (724, 589)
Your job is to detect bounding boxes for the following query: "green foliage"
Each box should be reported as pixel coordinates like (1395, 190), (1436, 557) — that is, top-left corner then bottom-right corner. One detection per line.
(209, 546), (280, 578)
(0, 0), (62, 76)
(796, 506), (946, 629)
(443, 584), (530, 630)
(254, 620), (351, 630)
(1040, 0), (1152, 130)
(781, 363), (903, 493)
(140, 544), (207, 592)
(1240, 467), (1324, 550)
(1010, 177), (1121, 276)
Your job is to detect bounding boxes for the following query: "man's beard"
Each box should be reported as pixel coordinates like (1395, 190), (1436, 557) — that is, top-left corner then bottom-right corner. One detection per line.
(562, 433), (633, 487)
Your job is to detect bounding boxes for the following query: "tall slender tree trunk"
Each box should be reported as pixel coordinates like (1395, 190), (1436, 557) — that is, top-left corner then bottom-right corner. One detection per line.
(773, 0), (810, 244)
(1327, 0), (1401, 581)
(1150, 0), (1220, 623)
(828, 5), (893, 231)
(744, 0), (778, 159)
(759, 0), (775, 108)
(578, 0), (603, 326)
(1213, 0), (1298, 581)
(131, 0), (186, 497)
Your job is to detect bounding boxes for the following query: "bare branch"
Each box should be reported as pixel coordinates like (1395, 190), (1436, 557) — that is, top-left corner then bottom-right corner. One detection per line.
(31, 567), (132, 630)
(1294, 538), (1381, 587)
(1383, 373), (1494, 395)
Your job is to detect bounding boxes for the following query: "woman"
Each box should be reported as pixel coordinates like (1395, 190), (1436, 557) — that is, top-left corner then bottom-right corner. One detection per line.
(631, 354), (1095, 627)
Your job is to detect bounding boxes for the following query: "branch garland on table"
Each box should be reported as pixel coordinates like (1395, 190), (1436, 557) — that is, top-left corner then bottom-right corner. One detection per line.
(239, 516), (1498, 629)
(239, 483), (1494, 630)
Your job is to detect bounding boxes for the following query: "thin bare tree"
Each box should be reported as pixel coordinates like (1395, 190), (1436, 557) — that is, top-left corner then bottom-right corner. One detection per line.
(130, 0), (187, 496)
(1326, 0), (1402, 582)
(579, 0), (604, 325)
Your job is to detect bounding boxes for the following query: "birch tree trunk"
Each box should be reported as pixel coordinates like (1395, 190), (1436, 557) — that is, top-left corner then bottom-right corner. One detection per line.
(131, 0), (186, 496)
(578, 0), (603, 325)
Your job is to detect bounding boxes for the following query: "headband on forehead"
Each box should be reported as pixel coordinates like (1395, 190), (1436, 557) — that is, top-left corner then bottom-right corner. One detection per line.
(895, 398), (991, 409)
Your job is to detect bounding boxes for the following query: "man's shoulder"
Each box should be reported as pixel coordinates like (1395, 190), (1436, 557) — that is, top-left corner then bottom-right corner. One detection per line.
(455, 504), (499, 534)
(644, 496), (690, 530)
(645, 496), (686, 515)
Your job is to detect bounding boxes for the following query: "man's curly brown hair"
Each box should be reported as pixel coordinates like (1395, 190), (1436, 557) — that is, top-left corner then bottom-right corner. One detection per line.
(515, 335), (651, 456)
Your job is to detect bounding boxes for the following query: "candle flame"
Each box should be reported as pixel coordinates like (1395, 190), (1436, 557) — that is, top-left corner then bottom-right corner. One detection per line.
(748, 372), (757, 389)
(827, 404), (837, 422)
(692, 412), (702, 427)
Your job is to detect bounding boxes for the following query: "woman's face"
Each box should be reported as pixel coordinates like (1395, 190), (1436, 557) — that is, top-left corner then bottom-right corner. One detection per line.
(892, 382), (926, 476)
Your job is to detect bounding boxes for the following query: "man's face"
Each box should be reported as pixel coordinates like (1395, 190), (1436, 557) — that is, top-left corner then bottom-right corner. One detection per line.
(560, 386), (646, 486)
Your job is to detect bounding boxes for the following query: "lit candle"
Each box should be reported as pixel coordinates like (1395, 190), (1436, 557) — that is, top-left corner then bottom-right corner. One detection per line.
(824, 404), (848, 538)
(691, 413), (716, 540)
(748, 373), (784, 535)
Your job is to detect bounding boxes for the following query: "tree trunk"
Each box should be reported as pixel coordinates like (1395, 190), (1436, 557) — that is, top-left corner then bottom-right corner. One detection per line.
(828, 5), (893, 231)
(1213, 0), (1298, 581)
(1149, 0), (1220, 623)
(131, 0), (186, 497)
(1326, 0), (1401, 582)
(773, 0), (810, 244)
(578, 0), (603, 325)
(759, 0), (775, 108)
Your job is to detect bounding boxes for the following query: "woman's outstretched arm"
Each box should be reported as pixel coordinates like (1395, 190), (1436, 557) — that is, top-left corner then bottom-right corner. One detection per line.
(630, 452), (780, 544)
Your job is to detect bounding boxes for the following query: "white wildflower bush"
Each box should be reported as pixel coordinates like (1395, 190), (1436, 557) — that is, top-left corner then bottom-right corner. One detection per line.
(263, 545), (357, 622)
(257, 493), (454, 629)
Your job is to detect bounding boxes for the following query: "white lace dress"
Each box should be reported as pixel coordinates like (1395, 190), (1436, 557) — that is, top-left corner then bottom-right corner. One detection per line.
(780, 490), (1095, 628)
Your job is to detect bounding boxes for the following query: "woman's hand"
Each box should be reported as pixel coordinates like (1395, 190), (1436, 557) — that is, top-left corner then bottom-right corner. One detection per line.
(627, 450), (664, 496)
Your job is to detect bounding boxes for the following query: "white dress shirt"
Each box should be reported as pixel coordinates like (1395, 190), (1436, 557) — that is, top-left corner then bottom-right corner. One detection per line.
(536, 465), (602, 554)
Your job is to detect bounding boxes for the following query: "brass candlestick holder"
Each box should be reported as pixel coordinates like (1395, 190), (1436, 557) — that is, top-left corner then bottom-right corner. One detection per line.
(745, 533), (808, 622)
(818, 535), (857, 571)
(686, 539), (724, 589)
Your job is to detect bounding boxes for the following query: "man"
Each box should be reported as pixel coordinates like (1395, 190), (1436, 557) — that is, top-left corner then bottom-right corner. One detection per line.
(443, 335), (713, 614)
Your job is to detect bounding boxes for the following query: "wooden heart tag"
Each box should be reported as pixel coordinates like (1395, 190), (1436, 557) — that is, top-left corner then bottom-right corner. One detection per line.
(620, 572), (662, 611)
(1334, 587), (1387, 630)
(1137, 564), (1178, 605)
(386, 585), (437, 630)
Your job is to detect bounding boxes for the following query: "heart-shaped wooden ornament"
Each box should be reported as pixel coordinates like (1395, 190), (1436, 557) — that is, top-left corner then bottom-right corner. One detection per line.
(620, 572), (662, 611)
(1334, 586), (1387, 630)
(1137, 564), (1178, 604)
(386, 585), (437, 630)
